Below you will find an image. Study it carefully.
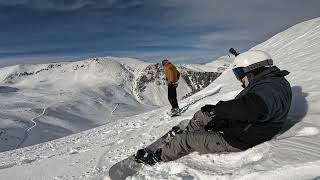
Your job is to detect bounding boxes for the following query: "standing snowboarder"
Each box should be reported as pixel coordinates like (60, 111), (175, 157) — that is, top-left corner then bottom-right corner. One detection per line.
(162, 59), (181, 115)
(136, 50), (292, 165)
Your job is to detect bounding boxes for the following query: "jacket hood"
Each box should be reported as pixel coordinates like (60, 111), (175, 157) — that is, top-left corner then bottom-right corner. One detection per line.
(245, 66), (290, 87)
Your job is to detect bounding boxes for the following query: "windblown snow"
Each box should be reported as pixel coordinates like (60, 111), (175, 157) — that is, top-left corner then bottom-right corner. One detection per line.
(1, 17), (320, 180)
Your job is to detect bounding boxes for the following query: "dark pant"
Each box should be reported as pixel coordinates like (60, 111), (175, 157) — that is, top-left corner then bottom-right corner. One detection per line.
(168, 84), (179, 109)
(160, 110), (241, 162)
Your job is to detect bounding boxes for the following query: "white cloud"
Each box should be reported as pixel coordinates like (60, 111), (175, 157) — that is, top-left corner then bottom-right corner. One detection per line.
(1, 0), (319, 64)
(0, 0), (140, 10)
(201, 30), (253, 43)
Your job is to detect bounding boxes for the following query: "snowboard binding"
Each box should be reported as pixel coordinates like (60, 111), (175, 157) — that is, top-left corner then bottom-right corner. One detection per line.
(134, 148), (162, 166)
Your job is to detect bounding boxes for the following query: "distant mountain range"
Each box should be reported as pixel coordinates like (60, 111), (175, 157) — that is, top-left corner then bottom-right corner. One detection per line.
(0, 56), (232, 152)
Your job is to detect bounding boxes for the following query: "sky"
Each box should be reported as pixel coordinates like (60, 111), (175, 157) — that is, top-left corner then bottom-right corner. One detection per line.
(0, 0), (320, 66)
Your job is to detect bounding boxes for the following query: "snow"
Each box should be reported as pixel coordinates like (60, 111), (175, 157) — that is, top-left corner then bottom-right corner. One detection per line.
(205, 55), (234, 73)
(179, 55), (233, 73)
(0, 57), (157, 152)
(1, 17), (320, 180)
(0, 56), (220, 152)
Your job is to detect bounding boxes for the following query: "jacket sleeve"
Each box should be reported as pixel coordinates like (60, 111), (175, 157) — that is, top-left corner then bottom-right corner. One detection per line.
(215, 93), (268, 123)
(164, 67), (174, 83)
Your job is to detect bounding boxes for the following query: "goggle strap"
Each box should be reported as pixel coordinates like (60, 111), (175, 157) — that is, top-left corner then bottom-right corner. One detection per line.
(243, 59), (273, 73)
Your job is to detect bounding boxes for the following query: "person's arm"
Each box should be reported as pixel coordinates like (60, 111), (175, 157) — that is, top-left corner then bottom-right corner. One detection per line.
(165, 67), (174, 84)
(215, 93), (268, 123)
(164, 67), (169, 84)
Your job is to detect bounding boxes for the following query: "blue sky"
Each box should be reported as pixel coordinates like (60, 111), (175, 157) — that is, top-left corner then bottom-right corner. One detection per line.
(0, 0), (320, 66)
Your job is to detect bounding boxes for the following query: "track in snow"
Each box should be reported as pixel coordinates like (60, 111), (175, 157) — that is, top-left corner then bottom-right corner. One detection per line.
(15, 106), (50, 149)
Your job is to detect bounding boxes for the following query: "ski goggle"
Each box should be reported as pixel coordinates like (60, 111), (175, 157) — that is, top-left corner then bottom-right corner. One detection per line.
(232, 59), (273, 80)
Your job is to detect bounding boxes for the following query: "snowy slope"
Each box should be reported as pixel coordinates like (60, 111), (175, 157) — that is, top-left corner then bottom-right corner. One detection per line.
(178, 55), (233, 73)
(0, 57), (154, 152)
(1, 17), (320, 180)
(0, 57), (222, 152)
(205, 55), (234, 73)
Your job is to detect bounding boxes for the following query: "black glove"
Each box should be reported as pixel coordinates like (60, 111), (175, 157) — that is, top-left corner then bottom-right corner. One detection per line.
(201, 104), (216, 117)
(204, 117), (229, 132)
(204, 119), (215, 131)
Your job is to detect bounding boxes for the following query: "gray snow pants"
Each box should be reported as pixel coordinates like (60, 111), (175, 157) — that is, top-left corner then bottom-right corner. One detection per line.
(160, 110), (241, 162)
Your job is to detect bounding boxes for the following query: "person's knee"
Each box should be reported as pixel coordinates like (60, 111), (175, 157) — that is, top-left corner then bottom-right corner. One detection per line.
(194, 110), (208, 119)
(194, 110), (203, 117)
(190, 110), (211, 127)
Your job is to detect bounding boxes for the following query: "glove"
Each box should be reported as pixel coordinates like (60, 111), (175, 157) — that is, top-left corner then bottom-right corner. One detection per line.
(204, 120), (215, 131)
(201, 104), (216, 117)
(204, 118), (229, 132)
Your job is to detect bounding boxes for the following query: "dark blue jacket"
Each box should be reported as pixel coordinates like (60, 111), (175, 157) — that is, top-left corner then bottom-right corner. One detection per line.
(215, 66), (292, 149)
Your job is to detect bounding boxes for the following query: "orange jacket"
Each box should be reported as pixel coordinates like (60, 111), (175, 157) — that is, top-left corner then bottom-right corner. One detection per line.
(163, 61), (180, 85)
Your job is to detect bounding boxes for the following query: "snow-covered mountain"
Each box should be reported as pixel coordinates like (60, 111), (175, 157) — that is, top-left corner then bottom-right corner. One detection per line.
(0, 57), (225, 152)
(1, 17), (320, 180)
(205, 55), (233, 73)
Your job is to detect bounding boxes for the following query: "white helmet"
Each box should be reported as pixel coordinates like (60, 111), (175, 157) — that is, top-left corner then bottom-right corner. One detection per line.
(232, 50), (273, 79)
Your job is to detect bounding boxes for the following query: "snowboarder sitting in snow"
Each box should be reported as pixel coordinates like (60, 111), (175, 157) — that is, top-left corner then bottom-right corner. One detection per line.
(136, 50), (292, 165)
(162, 59), (181, 115)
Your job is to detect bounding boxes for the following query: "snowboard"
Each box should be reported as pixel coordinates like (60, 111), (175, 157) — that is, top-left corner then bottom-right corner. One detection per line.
(167, 109), (182, 117)
(108, 119), (189, 180)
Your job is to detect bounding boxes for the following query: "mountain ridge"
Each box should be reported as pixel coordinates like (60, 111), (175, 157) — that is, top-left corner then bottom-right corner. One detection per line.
(0, 56), (230, 152)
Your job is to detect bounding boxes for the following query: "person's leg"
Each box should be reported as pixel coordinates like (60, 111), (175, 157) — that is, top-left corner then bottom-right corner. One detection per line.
(186, 110), (212, 132)
(160, 131), (241, 162)
(171, 85), (179, 109)
(168, 85), (175, 109)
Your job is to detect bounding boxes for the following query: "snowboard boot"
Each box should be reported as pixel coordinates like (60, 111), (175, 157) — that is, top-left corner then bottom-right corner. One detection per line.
(135, 148), (162, 166)
(171, 125), (184, 134)
(170, 108), (181, 116)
